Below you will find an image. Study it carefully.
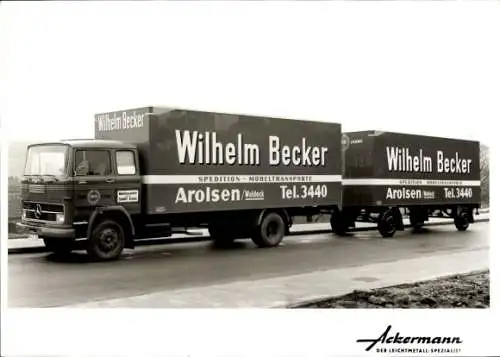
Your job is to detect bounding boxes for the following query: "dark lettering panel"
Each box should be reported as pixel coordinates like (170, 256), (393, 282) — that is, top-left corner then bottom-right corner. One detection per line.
(374, 132), (480, 181)
(148, 110), (341, 175)
(342, 131), (481, 206)
(343, 185), (480, 206)
(145, 182), (342, 214)
(95, 108), (343, 213)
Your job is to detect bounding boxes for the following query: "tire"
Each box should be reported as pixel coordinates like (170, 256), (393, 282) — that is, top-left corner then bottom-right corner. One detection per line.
(412, 222), (424, 233)
(43, 238), (74, 255)
(330, 212), (349, 236)
(409, 215), (424, 233)
(251, 212), (286, 248)
(409, 209), (426, 233)
(454, 212), (470, 231)
(378, 210), (397, 238)
(86, 219), (125, 261)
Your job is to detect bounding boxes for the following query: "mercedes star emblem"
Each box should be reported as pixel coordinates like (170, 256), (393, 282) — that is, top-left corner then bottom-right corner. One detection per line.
(34, 204), (42, 219)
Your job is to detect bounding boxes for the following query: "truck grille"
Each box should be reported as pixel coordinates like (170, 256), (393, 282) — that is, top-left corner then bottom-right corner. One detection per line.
(23, 201), (64, 222)
(28, 184), (45, 194)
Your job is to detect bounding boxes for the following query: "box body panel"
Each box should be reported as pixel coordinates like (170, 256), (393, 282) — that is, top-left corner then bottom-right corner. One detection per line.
(342, 131), (481, 207)
(96, 108), (343, 214)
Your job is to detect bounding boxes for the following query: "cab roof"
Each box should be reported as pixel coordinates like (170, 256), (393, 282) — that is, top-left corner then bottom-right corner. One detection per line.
(30, 139), (136, 150)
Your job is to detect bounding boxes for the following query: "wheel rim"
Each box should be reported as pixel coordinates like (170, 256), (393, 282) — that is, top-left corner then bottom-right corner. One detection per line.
(97, 227), (120, 253)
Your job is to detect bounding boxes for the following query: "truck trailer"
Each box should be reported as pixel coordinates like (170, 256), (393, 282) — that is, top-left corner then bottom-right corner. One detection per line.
(331, 130), (481, 237)
(17, 107), (343, 261)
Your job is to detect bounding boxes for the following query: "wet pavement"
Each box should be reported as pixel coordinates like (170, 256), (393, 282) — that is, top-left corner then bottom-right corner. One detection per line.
(8, 222), (490, 308)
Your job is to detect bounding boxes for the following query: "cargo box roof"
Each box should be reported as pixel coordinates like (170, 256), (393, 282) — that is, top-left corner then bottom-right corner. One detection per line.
(29, 139), (136, 150)
(343, 130), (480, 143)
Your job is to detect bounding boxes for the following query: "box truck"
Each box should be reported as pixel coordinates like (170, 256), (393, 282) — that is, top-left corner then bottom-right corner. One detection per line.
(17, 107), (343, 260)
(331, 130), (481, 237)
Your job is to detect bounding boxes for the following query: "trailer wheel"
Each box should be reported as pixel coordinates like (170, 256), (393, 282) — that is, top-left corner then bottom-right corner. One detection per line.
(409, 215), (424, 233)
(251, 212), (286, 248)
(378, 210), (397, 238)
(87, 219), (125, 261)
(43, 238), (75, 255)
(412, 222), (424, 233)
(409, 208), (426, 233)
(454, 212), (470, 231)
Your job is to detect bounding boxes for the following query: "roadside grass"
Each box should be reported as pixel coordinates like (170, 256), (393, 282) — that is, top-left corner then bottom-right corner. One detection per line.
(291, 271), (489, 309)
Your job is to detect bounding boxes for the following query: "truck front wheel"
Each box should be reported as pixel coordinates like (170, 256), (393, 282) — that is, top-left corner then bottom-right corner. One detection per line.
(330, 211), (349, 236)
(87, 219), (125, 261)
(251, 212), (286, 248)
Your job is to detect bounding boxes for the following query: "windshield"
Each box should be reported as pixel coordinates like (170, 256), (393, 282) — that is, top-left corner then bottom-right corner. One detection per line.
(24, 145), (69, 176)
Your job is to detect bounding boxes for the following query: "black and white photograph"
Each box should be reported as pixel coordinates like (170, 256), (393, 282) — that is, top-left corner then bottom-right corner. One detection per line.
(1, 1), (498, 357)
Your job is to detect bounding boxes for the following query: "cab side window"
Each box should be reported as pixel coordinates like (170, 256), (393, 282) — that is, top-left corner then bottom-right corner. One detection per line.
(116, 151), (136, 175)
(75, 150), (111, 176)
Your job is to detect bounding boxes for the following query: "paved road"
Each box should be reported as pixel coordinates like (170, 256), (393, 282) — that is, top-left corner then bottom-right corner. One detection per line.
(8, 222), (489, 308)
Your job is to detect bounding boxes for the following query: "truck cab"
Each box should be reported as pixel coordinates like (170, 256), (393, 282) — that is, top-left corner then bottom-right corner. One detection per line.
(17, 139), (141, 260)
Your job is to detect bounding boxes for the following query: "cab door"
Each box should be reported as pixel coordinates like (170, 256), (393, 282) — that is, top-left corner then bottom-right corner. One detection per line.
(113, 149), (141, 215)
(73, 148), (116, 218)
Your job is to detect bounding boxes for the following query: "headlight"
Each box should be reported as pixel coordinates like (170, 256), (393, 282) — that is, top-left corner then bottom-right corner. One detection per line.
(56, 213), (65, 224)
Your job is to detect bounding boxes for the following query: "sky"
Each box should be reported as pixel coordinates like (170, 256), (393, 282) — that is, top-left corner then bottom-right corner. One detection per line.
(1, 2), (499, 147)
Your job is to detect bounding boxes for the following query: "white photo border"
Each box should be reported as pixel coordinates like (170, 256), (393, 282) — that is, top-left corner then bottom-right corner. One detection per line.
(1, 1), (498, 357)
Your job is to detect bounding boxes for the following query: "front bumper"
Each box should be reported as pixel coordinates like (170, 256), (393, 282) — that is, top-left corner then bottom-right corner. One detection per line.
(16, 221), (75, 239)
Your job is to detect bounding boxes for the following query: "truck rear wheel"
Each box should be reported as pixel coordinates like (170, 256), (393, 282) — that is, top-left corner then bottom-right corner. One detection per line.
(378, 210), (397, 238)
(43, 238), (74, 255)
(251, 212), (285, 248)
(87, 219), (125, 261)
(454, 212), (470, 231)
(330, 211), (349, 236)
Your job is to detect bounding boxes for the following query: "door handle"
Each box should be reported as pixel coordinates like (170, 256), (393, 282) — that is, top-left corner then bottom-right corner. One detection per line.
(105, 178), (115, 183)
(78, 180), (87, 184)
